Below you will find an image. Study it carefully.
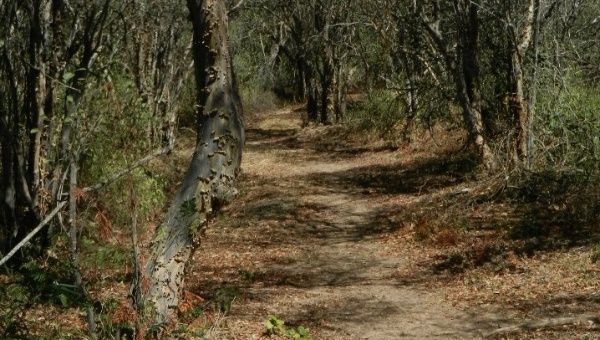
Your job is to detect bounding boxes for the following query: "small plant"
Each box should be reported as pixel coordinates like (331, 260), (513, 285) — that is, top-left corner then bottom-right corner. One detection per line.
(412, 218), (432, 241)
(264, 315), (311, 339)
(591, 242), (600, 263)
(181, 198), (197, 217)
(238, 269), (257, 283)
(264, 315), (285, 335)
(215, 284), (241, 313)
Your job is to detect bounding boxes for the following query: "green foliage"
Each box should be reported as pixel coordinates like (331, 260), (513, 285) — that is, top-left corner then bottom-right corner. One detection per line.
(183, 305), (205, 320)
(264, 315), (285, 335)
(86, 166), (166, 232)
(346, 90), (402, 135)
(215, 283), (241, 313)
(79, 70), (168, 231)
(17, 259), (84, 308)
(238, 268), (257, 283)
(4, 283), (30, 304)
(174, 76), (197, 129)
(0, 280), (31, 337)
(230, 12), (284, 112)
(535, 74), (600, 175)
(239, 85), (282, 114)
(592, 243), (600, 263)
(0, 258), (93, 337)
(81, 239), (128, 272)
(181, 198), (198, 218)
(264, 315), (312, 339)
(509, 213), (547, 241)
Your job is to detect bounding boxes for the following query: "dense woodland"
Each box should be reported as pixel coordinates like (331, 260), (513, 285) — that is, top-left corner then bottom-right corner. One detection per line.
(0, 0), (599, 338)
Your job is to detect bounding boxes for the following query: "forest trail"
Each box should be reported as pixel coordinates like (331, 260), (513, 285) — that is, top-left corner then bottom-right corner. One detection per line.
(188, 106), (505, 339)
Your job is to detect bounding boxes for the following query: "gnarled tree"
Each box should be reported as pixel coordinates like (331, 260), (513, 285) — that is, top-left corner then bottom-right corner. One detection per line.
(142, 0), (244, 326)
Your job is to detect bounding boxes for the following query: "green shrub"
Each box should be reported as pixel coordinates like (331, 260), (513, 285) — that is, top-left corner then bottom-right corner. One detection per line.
(592, 243), (600, 263)
(240, 85), (281, 114)
(264, 315), (311, 340)
(78, 69), (168, 233)
(535, 73), (600, 175)
(346, 90), (402, 135)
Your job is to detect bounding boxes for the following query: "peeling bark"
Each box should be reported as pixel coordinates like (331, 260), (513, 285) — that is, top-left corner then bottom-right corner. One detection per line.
(506, 0), (537, 163)
(143, 0), (244, 327)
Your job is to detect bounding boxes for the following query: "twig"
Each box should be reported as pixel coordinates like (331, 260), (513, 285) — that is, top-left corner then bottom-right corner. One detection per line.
(228, 0), (245, 14)
(0, 201), (68, 267)
(485, 314), (600, 338)
(83, 146), (172, 193)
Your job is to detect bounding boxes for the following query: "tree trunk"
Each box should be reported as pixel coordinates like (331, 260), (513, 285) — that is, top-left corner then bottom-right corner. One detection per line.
(320, 81), (330, 124)
(28, 0), (52, 204)
(507, 0), (537, 163)
(319, 58), (333, 124)
(455, 0), (495, 169)
(333, 64), (347, 123)
(527, 0), (542, 167)
(143, 0), (244, 327)
(307, 77), (319, 122)
(508, 50), (529, 163)
(0, 49), (19, 251)
(295, 59), (307, 102)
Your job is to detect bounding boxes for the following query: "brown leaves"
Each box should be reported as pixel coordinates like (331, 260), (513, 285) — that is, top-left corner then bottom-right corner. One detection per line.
(110, 299), (137, 325)
(179, 290), (205, 314)
(94, 208), (113, 240)
(435, 228), (460, 247)
(71, 186), (87, 202)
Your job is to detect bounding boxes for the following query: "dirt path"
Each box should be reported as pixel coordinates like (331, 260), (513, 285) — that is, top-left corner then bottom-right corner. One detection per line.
(188, 107), (504, 339)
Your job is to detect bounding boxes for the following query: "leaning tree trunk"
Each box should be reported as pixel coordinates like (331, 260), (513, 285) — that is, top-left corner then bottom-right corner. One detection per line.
(143, 0), (244, 327)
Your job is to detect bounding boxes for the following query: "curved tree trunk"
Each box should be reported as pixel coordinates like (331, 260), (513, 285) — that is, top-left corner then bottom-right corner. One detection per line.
(143, 0), (244, 327)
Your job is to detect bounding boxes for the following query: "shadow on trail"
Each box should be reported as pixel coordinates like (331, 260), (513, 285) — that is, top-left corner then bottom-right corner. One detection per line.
(245, 125), (402, 160)
(304, 154), (477, 196)
(284, 295), (508, 338)
(190, 108), (600, 338)
(244, 128), (300, 152)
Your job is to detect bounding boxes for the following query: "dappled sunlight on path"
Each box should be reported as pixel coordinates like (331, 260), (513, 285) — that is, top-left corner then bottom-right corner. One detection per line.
(187, 106), (507, 339)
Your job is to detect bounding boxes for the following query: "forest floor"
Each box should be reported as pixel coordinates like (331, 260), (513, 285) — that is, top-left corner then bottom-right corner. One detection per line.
(5, 104), (597, 339)
(181, 106), (600, 339)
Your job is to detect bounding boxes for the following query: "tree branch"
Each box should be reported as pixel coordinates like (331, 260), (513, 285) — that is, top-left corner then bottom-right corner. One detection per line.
(0, 201), (68, 267)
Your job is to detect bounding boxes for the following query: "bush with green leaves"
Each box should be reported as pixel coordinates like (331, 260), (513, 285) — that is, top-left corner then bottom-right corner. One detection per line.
(77, 69), (169, 232)
(592, 243), (600, 263)
(534, 73), (600, 175)
(346, 90), (402, 135)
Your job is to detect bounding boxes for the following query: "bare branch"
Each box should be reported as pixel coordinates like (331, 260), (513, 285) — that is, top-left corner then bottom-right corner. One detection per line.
(0, 201), (68, 267)
(82, 146), (172, 193)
